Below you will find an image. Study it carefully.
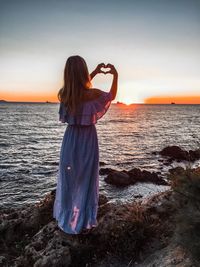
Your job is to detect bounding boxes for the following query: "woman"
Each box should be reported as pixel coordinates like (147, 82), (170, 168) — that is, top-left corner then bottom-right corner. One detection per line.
(53, 55), (118, 234)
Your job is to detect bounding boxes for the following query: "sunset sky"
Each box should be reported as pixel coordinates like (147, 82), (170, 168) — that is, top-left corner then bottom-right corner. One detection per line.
(0, 0), (200, 103)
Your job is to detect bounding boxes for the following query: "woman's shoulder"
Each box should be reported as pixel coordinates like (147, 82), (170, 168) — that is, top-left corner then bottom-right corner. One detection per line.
(83, 88), (103, 102)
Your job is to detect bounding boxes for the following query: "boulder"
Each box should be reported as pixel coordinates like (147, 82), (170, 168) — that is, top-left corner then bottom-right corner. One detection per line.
(104, 171), (132, 187)
(104, 168), (168, 187)
(128, 168), (168, 185)
(128, 168), (142, 181)
(159, 146), (200, 162)
(99, 167), (116, 175)
(142, 170), (168, 185)
(160, 146), (189, 161)
(188, 149), (200, 161)
(99, 161), (106, 166)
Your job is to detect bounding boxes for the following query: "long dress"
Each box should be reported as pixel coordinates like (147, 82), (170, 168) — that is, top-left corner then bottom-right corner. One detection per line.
(53, 90), (113, 234)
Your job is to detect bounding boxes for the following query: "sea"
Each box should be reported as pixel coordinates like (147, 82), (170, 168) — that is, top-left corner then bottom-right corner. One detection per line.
(0, 102), (200, 208)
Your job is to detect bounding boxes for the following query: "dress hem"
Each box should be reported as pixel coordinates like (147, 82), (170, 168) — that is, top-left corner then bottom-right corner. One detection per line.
(53, 216), (98, 235)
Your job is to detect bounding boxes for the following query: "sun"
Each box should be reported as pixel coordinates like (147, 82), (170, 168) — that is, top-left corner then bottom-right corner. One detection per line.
(121, 98), (133, 105)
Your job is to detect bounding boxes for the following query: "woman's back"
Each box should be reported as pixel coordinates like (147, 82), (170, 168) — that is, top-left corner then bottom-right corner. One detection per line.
(82, 88), (102, 102)
(59, 89), (113, 125)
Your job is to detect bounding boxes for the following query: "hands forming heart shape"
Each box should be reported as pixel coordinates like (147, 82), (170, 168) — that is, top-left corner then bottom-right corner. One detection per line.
(99, 63), (112, 74)
(95, 63), (117, 75)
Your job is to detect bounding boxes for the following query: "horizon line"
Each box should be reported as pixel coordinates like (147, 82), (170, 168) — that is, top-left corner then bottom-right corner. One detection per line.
(1, 100), (200, 105)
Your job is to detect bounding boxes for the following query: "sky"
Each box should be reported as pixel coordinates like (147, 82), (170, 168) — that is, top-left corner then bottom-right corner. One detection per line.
(0, 0), (200, 103)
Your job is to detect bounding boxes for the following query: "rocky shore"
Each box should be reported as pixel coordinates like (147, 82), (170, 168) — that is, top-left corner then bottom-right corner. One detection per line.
(0, 189), (173, 267)
(0, 172), (199, 266)
(1, 146), (200, 267)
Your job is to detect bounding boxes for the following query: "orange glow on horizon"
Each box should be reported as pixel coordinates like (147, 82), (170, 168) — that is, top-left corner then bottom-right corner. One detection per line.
(145, 96), (200, 104)
(0, 91), (59, 103)
(1, 91), (200, 105)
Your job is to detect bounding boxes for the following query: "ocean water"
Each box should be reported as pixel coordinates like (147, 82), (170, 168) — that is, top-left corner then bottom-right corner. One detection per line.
(0, 102), (200, 208)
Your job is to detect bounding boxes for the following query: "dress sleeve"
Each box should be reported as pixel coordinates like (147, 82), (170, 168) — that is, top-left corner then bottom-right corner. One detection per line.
(81, 90), (113, 124)
(58, 102), (67, 123)
(58, 90), (113, 125)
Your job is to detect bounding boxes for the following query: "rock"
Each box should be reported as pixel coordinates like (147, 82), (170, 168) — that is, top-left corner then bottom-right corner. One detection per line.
(99, 167), (116, 175)
(159, 146), (200, 162)
(16, 221), (71, 267)
(104, 168), (168, 187)
(104, 171), (131, 186)
(188, 149), (200, 161)
(160, 146), (189, 161)
(0, 191), (57, 262)
(142, 170), (168, 185)
(169, 167), (185, 175)
(128, 168), (142, 181)
(99, 161), (106, 166)
(128, 168), (168, 185)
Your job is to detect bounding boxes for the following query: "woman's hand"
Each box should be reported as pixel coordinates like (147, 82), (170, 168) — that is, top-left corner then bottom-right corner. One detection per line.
(90, 63), (118, 80)
(90, 63), (106, 80)
(106, 63), (118, 76)
(94, 63), (106, 74)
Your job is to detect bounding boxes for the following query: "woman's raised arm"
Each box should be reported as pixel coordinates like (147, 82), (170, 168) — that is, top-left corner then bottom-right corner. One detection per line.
(90, 62), (118, 100)
(106, 64), (118, 100)
(90, 63), (106, 80)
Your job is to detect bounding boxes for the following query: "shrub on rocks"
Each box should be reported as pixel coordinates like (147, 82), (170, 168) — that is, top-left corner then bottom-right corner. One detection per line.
(169, 167), (200, 264)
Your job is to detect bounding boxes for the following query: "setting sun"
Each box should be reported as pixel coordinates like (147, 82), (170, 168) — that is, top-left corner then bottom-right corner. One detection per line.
(121, 99), (133, 105)
(118, 94), (141, 105)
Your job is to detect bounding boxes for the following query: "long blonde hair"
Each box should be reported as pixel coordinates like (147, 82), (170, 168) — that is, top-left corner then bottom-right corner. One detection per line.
(58, 55), (92, 114)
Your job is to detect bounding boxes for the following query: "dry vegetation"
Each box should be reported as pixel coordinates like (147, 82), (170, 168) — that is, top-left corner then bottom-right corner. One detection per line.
(169, 167), (200, 264)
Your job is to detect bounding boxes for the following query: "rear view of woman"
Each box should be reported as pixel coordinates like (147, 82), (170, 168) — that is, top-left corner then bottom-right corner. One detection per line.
(53, 55), (118, 234)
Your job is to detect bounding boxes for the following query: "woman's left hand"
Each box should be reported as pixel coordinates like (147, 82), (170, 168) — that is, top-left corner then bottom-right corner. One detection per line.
(90, 63), (107, 80)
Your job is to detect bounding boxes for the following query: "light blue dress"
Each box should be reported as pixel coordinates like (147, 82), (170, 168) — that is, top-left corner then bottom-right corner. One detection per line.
(53, 90), (113, 234)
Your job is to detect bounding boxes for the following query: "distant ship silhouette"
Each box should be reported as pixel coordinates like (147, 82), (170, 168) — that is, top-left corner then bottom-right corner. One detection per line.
(171, 102), (175, 104)
(116, 101), (130, 105)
